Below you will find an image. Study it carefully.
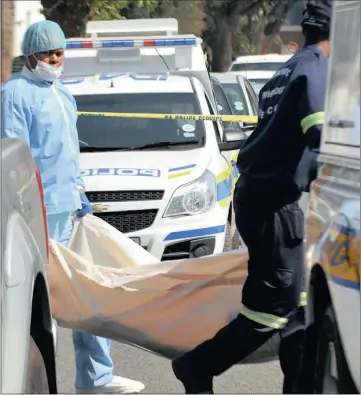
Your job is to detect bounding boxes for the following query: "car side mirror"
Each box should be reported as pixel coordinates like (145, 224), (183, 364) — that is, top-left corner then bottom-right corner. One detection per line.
(218, 127), (247, 151)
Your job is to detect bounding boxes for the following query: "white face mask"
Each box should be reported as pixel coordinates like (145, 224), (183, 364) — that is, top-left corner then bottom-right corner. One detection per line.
(31, 56), (63, 82)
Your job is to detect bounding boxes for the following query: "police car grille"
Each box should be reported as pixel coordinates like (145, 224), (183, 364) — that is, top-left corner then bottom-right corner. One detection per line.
(86, 190), (164, 202)
(94, 210), (158, 233)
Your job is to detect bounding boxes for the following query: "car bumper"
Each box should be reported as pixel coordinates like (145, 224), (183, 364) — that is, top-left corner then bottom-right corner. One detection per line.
(125, 210), (228, 261)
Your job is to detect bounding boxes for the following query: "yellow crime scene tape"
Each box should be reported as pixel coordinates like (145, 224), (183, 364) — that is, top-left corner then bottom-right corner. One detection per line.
(77, 111), (258, 124)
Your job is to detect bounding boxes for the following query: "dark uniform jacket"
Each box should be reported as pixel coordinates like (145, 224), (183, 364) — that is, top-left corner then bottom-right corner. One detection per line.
(236, 45), (328, 204)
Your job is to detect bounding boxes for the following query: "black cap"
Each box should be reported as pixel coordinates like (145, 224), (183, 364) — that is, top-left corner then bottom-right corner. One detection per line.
(301, 0), (333, 31)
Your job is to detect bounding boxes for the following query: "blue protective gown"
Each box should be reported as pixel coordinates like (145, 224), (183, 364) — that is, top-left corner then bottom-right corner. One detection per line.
(1, 66), (83, 215)
(2, 66), (113, 390)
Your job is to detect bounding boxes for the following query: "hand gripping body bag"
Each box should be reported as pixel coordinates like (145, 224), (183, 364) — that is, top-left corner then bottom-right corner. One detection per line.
(48, 215), (280, 362)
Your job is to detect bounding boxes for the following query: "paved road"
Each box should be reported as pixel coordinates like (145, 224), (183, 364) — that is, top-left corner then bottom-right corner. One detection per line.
(56, 327), (282, 394)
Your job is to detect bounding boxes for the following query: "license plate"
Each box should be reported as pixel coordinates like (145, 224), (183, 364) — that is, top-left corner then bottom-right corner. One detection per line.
(130, 237), (140, 245)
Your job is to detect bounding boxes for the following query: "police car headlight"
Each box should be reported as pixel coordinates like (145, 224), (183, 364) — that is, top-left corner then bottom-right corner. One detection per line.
(164, 170), (216, 217)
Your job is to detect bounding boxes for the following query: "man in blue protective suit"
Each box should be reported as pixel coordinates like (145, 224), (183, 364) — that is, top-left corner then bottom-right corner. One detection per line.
(171, 1), (332, 394)
(1, 20), (145, 394)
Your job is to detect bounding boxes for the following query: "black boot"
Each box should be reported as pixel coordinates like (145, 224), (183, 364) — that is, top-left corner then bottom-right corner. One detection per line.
(172, 357), (214, 394)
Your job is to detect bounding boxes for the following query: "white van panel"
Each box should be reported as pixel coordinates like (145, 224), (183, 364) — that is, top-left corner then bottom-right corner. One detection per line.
(321, 0), (360, 158)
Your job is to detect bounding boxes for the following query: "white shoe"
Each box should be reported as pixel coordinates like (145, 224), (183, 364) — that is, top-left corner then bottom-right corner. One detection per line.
(76, 375), (145, 394)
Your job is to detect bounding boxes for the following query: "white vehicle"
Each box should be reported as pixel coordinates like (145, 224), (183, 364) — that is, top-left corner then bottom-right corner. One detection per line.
(210, 72), (258, 137)
(229, 54), (292, 73)
(64, 19), (216, 108)
(238, 70), (275, 95)
(1, 139), (57, 393)
(301, 1), (360, 393)
(62, 20), (247, 261)
(210, 72), (258, 118)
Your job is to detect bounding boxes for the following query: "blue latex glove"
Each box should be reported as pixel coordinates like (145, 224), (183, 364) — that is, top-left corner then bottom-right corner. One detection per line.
(76, 192), (93, 218)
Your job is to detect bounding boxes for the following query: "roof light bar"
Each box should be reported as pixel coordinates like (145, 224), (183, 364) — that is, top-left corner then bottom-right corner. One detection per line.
(66, 37), (197, 49)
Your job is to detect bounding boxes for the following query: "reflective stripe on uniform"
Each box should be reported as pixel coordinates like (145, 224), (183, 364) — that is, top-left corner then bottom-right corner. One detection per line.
(240, 291), (307, 329)
(300, 111), (325, 134)
(240, 304), (289, 330)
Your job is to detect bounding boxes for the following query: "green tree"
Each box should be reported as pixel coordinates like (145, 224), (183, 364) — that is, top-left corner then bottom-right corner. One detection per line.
(151, 1), (204, 37)
(203, 0), (300, 72)
(121, 0), (176, 19)
(233, 9), (285, 57)
(41, 0), (161, 37)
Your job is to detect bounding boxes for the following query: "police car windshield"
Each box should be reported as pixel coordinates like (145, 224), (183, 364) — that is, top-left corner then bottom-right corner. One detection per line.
(231, 62), (284, 72)
(75, 93), (205, 151)
(220, 83), (249, 115)
(249, 79), (270, 95)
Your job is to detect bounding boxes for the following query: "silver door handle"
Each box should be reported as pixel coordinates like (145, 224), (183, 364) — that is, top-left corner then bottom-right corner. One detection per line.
(328, 119), (355, 128)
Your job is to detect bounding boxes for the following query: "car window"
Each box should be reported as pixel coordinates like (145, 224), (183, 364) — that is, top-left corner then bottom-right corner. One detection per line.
(212, 83), (233, 115)
(249, 78), (270, 95)
(230, 62), (285, 72)
(211, 83), (243, 131)
(75, 92), (205, 150)
(244, 81), (258, 114)
(221, 83), (249, 115)
(245, 79), (258, 101)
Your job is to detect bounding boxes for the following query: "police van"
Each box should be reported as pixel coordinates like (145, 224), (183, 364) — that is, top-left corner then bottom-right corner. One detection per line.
(62, 19), (250, 261)
(302, 1), (360, 393)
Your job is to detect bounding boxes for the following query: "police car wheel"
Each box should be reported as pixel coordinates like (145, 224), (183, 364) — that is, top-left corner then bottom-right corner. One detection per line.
(315, 305), (358, 394)
(223, 221), (233, 251)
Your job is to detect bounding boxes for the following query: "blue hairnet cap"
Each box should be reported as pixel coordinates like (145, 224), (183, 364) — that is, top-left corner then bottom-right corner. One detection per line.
(21, 20), (66, 56)
(301, 0), (333, 31)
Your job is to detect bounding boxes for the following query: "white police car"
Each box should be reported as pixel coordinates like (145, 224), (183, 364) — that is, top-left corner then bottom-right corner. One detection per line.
(64, 70), (246, 261)
(61, 19), (253, 260)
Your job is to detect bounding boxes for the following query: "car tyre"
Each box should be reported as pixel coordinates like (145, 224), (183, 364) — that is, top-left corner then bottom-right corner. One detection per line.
(25, 335), (49, 394)
(315, 305), (358, 394)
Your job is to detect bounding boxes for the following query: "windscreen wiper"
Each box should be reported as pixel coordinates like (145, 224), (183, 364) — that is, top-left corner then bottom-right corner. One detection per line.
(80, 140), (200, 152)
(123, 140), (200, 150)
(80, 146), (123, 152)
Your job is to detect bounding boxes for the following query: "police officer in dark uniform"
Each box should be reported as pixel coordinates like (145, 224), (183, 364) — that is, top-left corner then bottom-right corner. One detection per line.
(171, 1), (333, 393)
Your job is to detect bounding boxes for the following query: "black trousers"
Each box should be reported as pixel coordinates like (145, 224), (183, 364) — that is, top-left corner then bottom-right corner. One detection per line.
(175, 184), (306, 394)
